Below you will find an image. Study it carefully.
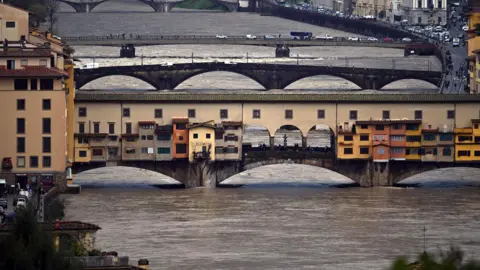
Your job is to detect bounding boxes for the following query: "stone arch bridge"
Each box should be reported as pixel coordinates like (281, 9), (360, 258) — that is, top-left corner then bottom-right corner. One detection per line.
(72, 157), (480, 188)
(59, 0), (239, 12)
(74, 62), (442, 90)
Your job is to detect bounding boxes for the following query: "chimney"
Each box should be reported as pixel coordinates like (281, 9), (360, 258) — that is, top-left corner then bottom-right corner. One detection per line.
(138, 259), (149, 269)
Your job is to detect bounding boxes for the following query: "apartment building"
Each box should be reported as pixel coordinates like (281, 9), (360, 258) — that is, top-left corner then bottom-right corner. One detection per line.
(467, 0), (480, 93)
(0, 4), (73, 188)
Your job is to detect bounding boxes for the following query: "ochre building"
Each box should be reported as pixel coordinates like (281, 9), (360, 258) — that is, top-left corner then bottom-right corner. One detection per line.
(0, 4), (74, 189)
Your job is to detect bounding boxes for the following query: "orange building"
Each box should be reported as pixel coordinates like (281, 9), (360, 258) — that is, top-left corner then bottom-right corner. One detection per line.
(172, 117), (189, 159)
(389, 121), (408, 160)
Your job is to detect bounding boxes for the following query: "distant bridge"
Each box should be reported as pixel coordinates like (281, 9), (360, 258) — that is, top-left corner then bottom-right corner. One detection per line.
(74, 62), (442, 90)
(58, 0), (239, 12)
(63, 35), (420, 48)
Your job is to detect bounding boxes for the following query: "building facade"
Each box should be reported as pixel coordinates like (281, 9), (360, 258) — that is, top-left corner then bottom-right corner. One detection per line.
(409, 0), (446, 25)
(0, 4), (73, 188)
(467, 0), (480, 94)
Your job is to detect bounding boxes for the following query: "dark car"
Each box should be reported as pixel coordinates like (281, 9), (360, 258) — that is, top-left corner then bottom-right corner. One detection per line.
(0, 198), (7, 209)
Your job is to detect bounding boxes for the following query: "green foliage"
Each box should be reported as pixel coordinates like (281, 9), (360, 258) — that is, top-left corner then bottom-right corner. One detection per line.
(0, 203), (83, 270)
(389, 248), (480, 270)
(45, 198), (66, 222)
(5, 0), (58, 29)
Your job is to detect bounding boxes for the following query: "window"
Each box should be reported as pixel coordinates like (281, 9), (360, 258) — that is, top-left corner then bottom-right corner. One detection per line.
(382, 110), (390, 119)
(458, 136), (472, 142)
(79, 122), (85, 134)
(360, 124), (368, 129)
(147, 135), (154, 140)
(285, 109), (293, 119)
(40, 79), (53, 90)
(391, 135), (403, 141)
(215, 132), (223, 140)
(7, 60), (15, 70)
(458, 150), (471, 157)
(360, 135), (369, 141)
(344, 148), (353, 154)
(42, 99), (51, 110)
(176, 143), (187, 154)
(253, 109), (261, 119)
(17, 99), (25, 110)
(125, 148), (136, 154)
(17, 137), (25, 153)
(188, 109), (196, 118)
(17, 118), (25, 134)
(344, 135), (353, 141)
(220, 109), (228, 119)
(40, 59), (48, 66)
(155, 109), (163, 118)
(406, 135), (421, 142)
(224, 135), (238, 141)
(42, 156), (51, 167)
(360, 147), (369, 154)
(423, 134), (436, 141)
(206, 133), (211, 139)
(446, 110), (455, 119)
(349, 110), (357, 120)
(6, 21), (15, 28)
(375, 125), (384, 130)
(442, 147), (451, 156)
(179, 136), (184, 140)
(79, 151), (87, 158)
(157, 147), (170, 154)
(437, 0), (442, 8)
(79, 107), (87, 117)
(31, 79), (37, 90)
(43, 118), (51, 134)
(176, 123), (187, 130)
(108, 147), (118, 156)
(126, 123), (132, 134)
(414, 110), (422, 120)
(21, 59), (28, 66)
(93, 122), (100, 134)
(109, 123), (115, 134)
(439, 134), (453, 141)
(475, 124), (479, 129)
(141, 135), (146, 141)
(373, 135), (385, 141)
(317, 109), (325, 119)
(141, 148), (148, 154)
(406, 124), (419, 131)
(108, 136), (117, 142)
(17, 157), (25, 168)
(123, 108), (130, 117)
(157, 134), (171, 140)
(225, 147), (239, 153)
(92, 149), (103, 156)
(376, 147), (385, 155)
(78, 138), (88, 144)
(392, 123), (402, 130)
(215, 147), (224, 153)
(30, 156), (38, 168)
(475, 151), (480, 157)
(14, 79), (28, 90)
(193, 133), (198, 139)
(43, 137), (51, 153)
(391, 148), (403, 154)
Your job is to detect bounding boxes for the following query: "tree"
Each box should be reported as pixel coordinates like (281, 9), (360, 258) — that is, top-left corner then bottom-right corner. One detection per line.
(29, 3), (47, 27)
(389, 247), (480, 270)
(45, 0), (59, 32)
(0, 203), (83, 270)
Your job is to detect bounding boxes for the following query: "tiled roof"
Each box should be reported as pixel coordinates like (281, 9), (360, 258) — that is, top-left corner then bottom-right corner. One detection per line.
(172, 117), (189, 123)
(189, 122), (215, 129)
(471, 119), (480, 123)
(0, 221), (100, 232)
(0, 49), (51, 57)
(222, 121), (243, 126)
(75, 92), (480, 103)
(0, 66), (68, 77)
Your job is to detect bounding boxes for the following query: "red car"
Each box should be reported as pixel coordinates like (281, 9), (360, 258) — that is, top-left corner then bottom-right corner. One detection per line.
(383, 37), (393, 42)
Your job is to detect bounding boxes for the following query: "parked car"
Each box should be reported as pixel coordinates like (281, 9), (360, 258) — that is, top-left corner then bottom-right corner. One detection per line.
(367, 37), (378, 41)
(348, 36), (359, 41)
(215, 34), (227, 39)
(264, 34), (276, 39)
(462, 25), (469, 31)
(452, 38), (460, 47)
(0, 198), (7, 209)
(246, 34), (257, 40)
(383, 37), (393, 42)
(402, 37), (412, 42)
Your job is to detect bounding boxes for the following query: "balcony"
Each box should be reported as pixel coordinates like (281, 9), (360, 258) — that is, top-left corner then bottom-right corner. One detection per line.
(193, 151), (210, 160)
(454, 127), (473, 134)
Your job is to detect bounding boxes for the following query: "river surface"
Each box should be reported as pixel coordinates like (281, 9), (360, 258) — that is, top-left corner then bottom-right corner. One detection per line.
(64, 186), (480, 269)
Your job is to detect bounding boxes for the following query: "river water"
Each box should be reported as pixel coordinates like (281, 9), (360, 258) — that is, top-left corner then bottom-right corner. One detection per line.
(58, 2), (480, 268)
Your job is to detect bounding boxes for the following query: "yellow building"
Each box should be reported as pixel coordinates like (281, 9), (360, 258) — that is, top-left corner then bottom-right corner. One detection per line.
(454, 119), (480, 161)
(467, 0), (480, 93)
(188, 121), (216, 162)
(0, 3), (72, 190)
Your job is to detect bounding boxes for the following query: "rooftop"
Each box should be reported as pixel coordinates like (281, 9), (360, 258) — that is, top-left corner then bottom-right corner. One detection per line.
(74, 92), (480, 103)
(0, 66), (68, 77)
(0, 49), (51, 57)
(356, 120), (422, 124)
(0, 221), (101, 232)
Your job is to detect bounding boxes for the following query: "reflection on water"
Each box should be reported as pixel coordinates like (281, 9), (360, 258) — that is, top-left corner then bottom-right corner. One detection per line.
(65, 186), (480, 270)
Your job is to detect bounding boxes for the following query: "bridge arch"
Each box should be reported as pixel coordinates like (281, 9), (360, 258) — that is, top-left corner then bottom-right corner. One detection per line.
(273, 125), (303, 147)
(72, 165), (184, 188)
(218, 163), (357, 187)
(306, 124), (335, 150)
(173, 70), (267, 90)
(377, 77), (440, 90)
(282, 73), (364, 90)
(76, 74), (157, 90)
(243, 124), (271, 148)
(284, 74), (362, 90)
(394, 166), (480, 187)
